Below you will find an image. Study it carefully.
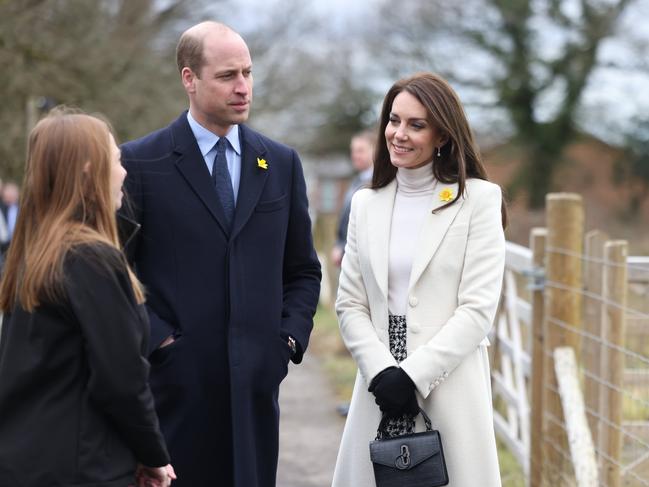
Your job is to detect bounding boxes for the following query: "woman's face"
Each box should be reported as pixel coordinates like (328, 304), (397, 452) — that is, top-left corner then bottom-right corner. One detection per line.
(109, 134), (127, 209)
(385, 91), (444, 170)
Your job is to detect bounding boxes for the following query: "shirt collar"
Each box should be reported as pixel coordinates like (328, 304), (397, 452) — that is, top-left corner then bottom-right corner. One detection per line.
(360, 167), (373, 181)
(186, 111), (241, 156)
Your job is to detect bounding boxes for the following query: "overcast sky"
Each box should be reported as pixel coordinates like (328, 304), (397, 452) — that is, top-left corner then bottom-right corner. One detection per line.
(211, 0), (649, 144)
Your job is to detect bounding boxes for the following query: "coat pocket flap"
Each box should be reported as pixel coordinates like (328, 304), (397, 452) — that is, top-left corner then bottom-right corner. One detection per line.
(254, 193), (287, 213)
(369, 430), (442, 470)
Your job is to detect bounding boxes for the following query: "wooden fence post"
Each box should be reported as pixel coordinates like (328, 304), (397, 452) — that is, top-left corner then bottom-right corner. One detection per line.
(530, 227), (547, 487)
(544, 193), (584, 483)
(599, 240), (628, 487)
(584, 230), (609, 449)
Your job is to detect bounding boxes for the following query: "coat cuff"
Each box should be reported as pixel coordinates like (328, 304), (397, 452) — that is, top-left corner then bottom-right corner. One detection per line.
(146, 308), (176, 356)
(119, 426), (170, 467)
(400, 353), (449, 399)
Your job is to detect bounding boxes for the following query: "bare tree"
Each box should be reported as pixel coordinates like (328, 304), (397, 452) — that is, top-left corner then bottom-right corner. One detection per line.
(0, 0), (194, 179)
(212, 0), (379, 155)
(372, 0), (649, 207)
(618, 116), (649, 216)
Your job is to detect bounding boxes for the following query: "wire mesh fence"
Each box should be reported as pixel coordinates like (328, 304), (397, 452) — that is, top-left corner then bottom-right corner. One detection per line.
(492, 193), (649, 487)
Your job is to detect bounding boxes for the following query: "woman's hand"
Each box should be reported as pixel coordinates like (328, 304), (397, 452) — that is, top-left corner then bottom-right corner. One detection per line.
(135, 463), (177, 487)
(368, 367), (419, 417)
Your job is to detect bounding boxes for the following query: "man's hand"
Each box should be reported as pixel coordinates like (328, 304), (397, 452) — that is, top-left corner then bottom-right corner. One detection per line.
(330, 245), (344, 267)
(159, 335), (175, 349)
(135, 463), (177, 487)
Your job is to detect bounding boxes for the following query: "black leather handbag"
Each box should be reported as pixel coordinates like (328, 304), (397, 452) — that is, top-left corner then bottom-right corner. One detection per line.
(369, 408), (449, 487)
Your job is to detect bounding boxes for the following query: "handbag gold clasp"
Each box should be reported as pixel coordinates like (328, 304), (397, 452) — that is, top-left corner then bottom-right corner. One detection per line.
(395, 444), (411, 469)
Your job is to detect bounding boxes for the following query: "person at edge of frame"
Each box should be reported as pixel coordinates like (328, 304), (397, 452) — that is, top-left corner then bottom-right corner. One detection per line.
(0, 107), (175, 487)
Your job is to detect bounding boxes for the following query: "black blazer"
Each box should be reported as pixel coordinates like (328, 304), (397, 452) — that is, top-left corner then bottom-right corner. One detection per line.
(0, 243), (169, 487)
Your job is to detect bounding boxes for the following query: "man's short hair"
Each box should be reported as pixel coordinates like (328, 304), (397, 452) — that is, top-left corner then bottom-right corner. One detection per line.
(353, 129), (376, 147)
(176, 31), (205, 76)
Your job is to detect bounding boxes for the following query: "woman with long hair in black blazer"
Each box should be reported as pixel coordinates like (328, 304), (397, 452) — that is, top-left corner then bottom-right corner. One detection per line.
(0, 108), (176, 487)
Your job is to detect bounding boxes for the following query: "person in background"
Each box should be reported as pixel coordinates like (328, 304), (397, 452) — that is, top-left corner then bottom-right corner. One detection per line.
(0, 181), (20, 253)
(0, 180), (6, 270)
(332, 73), (506, 486)
(330, 130), (375, 267)
(118, 21), (321, 487)
(0, 179), (8, 260)
(0, 108), (175, 487)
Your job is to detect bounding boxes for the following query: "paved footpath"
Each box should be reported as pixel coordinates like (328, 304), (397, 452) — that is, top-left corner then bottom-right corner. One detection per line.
(276, 352), (346, 487)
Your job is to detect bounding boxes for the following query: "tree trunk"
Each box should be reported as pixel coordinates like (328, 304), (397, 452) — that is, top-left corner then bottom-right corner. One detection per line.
(526, 146), (559, 208)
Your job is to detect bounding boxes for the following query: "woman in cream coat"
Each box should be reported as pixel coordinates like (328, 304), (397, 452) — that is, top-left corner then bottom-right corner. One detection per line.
(333, 73), (506, 487)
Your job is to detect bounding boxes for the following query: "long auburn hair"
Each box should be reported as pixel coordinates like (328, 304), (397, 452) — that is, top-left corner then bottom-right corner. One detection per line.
(372, 72), (507, 227)
(0, 107), (144, 312)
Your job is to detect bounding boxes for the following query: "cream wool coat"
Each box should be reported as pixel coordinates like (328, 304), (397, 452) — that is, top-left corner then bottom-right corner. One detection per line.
(332, 177), (505, 487)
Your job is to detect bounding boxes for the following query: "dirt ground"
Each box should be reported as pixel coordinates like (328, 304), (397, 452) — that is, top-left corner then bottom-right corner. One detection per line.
(276, 352), (345, 487)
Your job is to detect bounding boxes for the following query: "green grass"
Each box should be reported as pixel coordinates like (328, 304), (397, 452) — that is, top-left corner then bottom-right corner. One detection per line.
(498, 438), (526, 486)
(310, 305), (357, 401)
(625, 387), (649, 421)
(309, 304), (526, 482)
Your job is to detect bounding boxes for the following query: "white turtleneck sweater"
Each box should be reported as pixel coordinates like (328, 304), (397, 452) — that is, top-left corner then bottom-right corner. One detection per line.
(387, 163), (437, 316)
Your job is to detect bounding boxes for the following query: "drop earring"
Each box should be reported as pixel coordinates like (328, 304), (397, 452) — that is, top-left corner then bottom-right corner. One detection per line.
(437, 147), (441, 157)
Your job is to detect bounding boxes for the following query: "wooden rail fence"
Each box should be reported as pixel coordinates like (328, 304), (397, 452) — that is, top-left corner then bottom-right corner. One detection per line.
(491, 192), (649, 486)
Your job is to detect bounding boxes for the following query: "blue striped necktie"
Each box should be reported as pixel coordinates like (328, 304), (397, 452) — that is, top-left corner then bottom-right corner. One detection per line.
(211, 137), (235, 228)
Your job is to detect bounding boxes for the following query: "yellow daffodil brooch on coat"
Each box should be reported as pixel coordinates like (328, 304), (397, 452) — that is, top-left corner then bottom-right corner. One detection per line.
(439, 188), (454, 202)
(257, 157), (268, 170)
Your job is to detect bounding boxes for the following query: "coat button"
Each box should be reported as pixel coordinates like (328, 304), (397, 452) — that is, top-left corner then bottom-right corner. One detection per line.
(409, 295), (418, 307)
(410, 321), (421, 333)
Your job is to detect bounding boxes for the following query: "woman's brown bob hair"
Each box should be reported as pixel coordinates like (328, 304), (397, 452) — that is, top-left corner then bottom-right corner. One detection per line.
(0, 107), (144, 312)
(372, 72), (507, 227)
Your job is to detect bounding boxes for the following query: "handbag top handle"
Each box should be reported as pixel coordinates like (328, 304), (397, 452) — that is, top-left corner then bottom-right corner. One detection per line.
(376, 408), (433, 440)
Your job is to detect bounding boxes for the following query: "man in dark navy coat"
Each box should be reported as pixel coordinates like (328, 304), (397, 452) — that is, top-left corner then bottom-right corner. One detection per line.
(119, 21), (321, 487)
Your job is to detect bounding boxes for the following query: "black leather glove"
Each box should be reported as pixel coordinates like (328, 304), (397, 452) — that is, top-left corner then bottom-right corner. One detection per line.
(368, 367), (419, 417)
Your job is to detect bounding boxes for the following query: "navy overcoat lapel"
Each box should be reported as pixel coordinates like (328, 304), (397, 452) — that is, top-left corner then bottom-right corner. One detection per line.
(171, 114), (232, 236)
(230, 125), (269, 240)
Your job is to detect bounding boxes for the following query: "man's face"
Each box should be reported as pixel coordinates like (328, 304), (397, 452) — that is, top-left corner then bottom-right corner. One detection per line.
(350, 137), (374, 172)
(183, 30), (253, 135)
(2, 184), (19, 205)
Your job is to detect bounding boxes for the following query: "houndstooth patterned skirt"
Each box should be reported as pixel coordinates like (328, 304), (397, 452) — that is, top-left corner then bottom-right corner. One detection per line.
(383, 314), (416, 438)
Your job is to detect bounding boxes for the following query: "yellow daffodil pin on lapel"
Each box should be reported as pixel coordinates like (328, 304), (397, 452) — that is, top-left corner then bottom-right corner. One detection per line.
(439, 188), (454, 202)
(257, 157), (268, 170)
